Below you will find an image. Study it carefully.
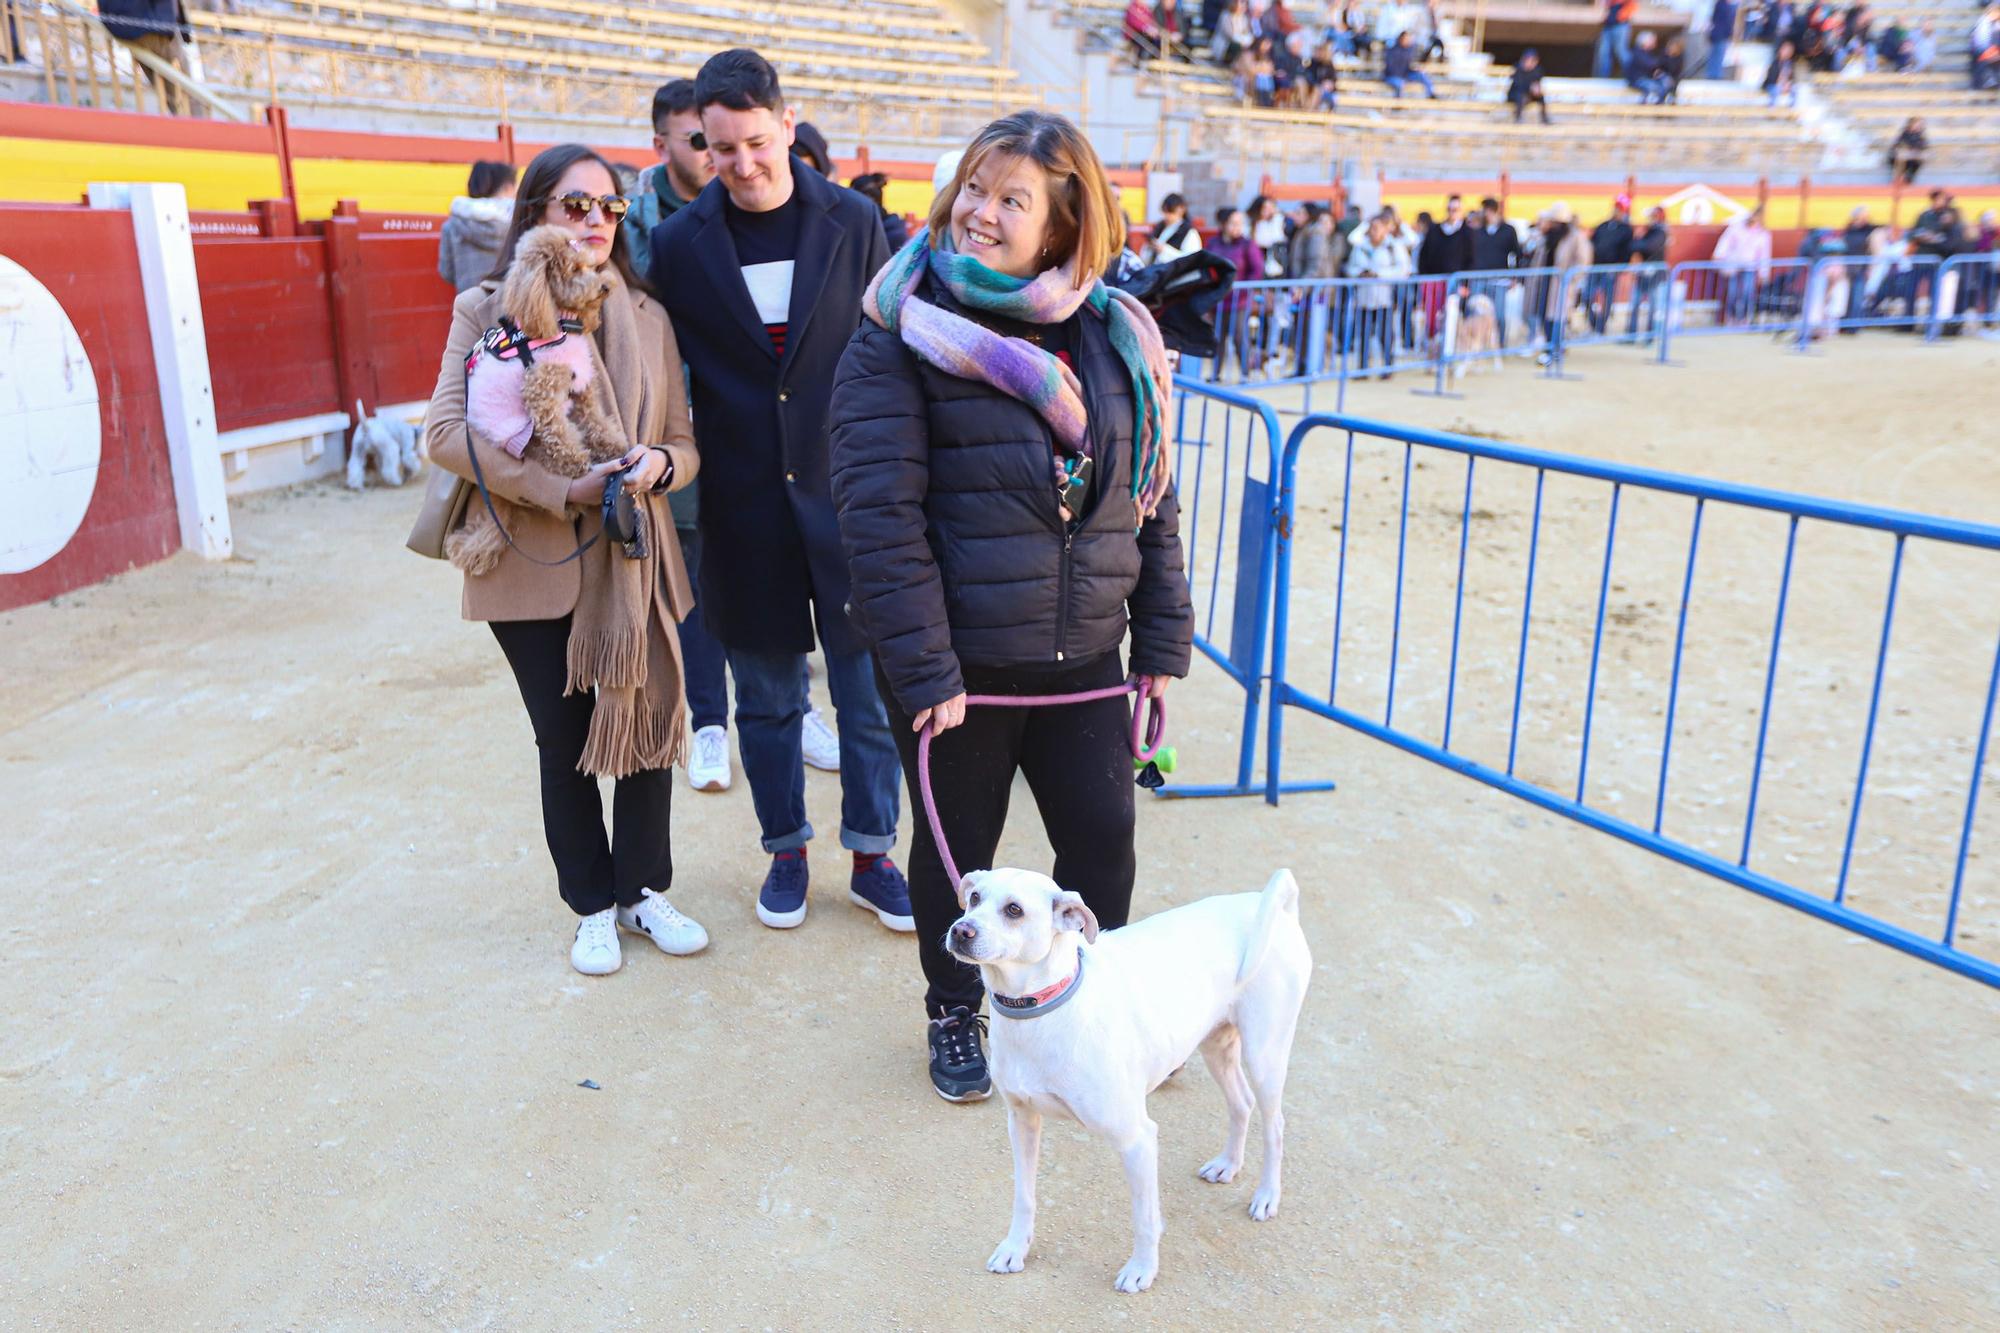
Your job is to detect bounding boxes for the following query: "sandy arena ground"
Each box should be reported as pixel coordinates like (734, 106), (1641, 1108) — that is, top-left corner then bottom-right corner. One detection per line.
(4, 335), (1999, 1330)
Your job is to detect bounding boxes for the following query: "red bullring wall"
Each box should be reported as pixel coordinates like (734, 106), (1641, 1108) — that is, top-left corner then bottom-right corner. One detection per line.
(0, 203), (181, 613)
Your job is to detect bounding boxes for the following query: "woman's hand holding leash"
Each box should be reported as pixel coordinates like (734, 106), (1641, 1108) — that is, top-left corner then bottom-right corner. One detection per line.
(913, 692), (969, 735)
(1129, 673), (1172, 701)
(565, 458), (628, 506)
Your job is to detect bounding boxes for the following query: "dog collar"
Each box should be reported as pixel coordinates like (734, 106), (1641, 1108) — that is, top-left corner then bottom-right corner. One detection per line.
(991, 951), (1085, 1020)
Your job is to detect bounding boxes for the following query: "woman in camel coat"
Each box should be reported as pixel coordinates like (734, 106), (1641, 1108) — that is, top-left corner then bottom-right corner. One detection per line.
(423, 143), (704, 978)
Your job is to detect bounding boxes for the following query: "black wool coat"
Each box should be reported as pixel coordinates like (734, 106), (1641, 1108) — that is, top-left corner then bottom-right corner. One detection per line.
(650, 167), (890, 656)
(827, 285), (1194, 715)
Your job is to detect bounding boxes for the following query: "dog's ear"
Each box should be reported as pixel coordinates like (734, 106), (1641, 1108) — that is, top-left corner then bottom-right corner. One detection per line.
(955, 871), (982, 910)
(502, 227), (565, 339)
(1052, 891), (1099, 943)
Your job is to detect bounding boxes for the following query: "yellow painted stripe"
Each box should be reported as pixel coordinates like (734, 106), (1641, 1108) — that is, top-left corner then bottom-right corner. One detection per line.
(0, 137), (283, 209)
(290, 158), (483, 219)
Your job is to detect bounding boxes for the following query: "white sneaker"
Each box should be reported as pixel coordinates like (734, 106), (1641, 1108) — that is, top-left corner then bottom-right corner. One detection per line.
(802, 703), (840, 772)
(687, 724), (731, 792)
(617, 889), (709, 956)
(570, 908), (622, 976)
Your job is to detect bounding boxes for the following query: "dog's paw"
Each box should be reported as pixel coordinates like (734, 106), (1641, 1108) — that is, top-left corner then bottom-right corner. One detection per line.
(986, 1235), (1030, 1274)
(1249, 1187), (1281, 1221)
(1197, 1154), (1240, 1183)
(1113, 1256), (1158, 1294)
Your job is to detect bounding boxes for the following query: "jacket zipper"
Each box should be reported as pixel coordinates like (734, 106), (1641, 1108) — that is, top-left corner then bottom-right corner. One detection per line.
(1054, 521), (1074, 663)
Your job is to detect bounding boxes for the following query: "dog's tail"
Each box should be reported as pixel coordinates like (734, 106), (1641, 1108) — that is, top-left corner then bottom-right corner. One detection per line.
(354, 398), (367, 428)
(1237, 868), (1300, 985)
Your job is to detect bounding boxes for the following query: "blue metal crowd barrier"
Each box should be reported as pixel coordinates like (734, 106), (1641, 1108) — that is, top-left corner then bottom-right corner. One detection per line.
(1432, 266), (1559, 384)
(1195, 254), (1998, 396)
(1555, 262), (1674, 362)
(1200, 275), (1451, 411)
(1258, 411), (2000, 989)
(1793, 253), (1945, 342)
(1654, 258), (1816, 362)
(1158, 376), (1335, 800)
(1927, 252), (2000, 340)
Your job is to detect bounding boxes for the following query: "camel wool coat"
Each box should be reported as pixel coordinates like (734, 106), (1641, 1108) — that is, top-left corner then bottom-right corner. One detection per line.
(423, 276), (701, 623)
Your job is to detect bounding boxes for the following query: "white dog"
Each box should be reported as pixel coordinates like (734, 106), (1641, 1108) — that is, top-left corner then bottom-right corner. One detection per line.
(1454, 291), (1502, 376)
(346, 399), (424, 488)
(947, 867), (1311, 1293)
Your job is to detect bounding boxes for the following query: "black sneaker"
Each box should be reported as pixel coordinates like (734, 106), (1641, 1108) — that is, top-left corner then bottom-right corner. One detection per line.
(927, 1005), (992, 1103)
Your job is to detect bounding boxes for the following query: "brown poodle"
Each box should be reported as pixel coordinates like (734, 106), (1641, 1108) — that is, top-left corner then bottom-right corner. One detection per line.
(448, 224), (625, 575)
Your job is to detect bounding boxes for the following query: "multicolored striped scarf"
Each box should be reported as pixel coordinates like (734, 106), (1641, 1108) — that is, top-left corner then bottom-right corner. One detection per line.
(861, 229), (1172, 525)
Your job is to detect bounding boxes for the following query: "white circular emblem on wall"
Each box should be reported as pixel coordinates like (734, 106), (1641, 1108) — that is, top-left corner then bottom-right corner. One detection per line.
(0, 254), (102, 575)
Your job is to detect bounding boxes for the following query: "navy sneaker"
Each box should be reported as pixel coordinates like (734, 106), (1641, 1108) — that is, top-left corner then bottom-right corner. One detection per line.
(849, 855), (915, 932)
(928, 1006), (992, 1103)
(757, 850), (809, 929)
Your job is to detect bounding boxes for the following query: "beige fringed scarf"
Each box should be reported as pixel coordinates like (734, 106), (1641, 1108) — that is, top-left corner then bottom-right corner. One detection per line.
(567, 268), (687, 779)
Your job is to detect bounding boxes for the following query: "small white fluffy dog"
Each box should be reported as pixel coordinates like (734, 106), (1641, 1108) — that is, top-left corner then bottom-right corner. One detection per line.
(1453, 292), (1502, 376)
(947, 867), (1311, 1293)
(346, 399), (424, 488)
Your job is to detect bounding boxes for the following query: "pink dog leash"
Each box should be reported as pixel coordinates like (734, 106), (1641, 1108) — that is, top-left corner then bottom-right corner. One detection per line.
(917, 683), (1167, 887)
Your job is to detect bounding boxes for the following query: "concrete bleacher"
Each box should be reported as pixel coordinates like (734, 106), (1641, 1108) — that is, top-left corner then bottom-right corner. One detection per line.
(176, 0), (1029, 148)
(1136, 42), (1827, 174)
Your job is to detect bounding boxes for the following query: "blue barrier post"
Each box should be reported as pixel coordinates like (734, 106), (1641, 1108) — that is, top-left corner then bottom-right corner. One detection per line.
(1160, 375), (1334, 801)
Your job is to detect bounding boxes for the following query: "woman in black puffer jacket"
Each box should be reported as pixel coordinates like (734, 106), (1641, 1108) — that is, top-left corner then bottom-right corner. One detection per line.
(829, 112), (1192, 1104)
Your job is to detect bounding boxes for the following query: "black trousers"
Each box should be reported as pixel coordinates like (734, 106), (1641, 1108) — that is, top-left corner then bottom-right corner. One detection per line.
(883, 652), (1137, 1017)
(491, 615), (673, 917)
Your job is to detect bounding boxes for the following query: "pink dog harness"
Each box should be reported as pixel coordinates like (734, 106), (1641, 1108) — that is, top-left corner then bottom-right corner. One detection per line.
(464, 315), (593, 458)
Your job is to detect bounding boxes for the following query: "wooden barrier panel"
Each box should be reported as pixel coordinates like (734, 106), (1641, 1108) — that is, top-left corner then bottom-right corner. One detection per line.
(356, 231), (456, 406)
(0, 204), (180, 612)
(192, 235), (344, 431)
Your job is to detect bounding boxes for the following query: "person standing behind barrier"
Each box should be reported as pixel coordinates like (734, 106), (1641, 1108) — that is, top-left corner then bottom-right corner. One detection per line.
(1347, 213), (1410, 373)
(1713, 204), (1772, 323)
(1586, 194), (1635, 334)
(1211, 206), (1266, 377)
(1535, 203), (1592, 365)
(1417, 193), (1473, 346)
(437, 161), (517, 293)
(1628, 205), (1670, 338)
(828, 111), (1191, 1103)
(1470, 197), (1523, 347)
(1147, 193), (1204, 264)
(648, 49), (913, 934)
(422, 144), (707, 976)
(1969, 212), (1999, 326)
(1288, 203), (1343, 377)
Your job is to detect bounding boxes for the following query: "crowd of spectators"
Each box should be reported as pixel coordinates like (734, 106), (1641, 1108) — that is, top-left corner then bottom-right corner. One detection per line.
(1122, 0), (1454, 107)
(1122, 180), (1998, 381)
(1124, 0), (2000, 122)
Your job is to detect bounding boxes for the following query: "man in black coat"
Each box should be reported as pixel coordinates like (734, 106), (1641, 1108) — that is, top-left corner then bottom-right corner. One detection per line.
(1627, 205), (1671, 338)
(1585, 193), (1636, 334)
(1468, 196), (1522, 347)
(650, 49), (907, 933)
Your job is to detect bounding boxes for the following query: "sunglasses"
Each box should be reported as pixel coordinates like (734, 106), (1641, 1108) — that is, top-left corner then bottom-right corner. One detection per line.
(552, 191), (629, 221)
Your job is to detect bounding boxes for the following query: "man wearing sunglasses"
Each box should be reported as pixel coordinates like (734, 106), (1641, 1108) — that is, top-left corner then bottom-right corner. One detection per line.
(623, 78), (713, 287)
(650, 49), (907, 936)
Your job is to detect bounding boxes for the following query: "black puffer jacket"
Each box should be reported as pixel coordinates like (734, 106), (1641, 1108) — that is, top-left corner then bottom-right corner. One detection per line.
(829, 286), (1193, 714)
